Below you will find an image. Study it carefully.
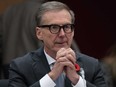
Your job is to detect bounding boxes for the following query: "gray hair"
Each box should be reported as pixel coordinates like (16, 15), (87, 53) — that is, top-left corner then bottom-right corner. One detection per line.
(35, 1), (75, 26)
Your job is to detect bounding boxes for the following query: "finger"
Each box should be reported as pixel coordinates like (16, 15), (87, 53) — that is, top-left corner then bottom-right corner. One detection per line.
(66, 53), (76, 64)
(56, 48), (67, 59)
(63, 61), (75, 70)
(49, 64), (63, 80)
(56, 56), (69, 63)
(56, 48), (76, 65)
(57, 48), (66, 53)
(66, 48), (76, 59)
(66, 48), (76, 63)
(56, 59), (75, 70)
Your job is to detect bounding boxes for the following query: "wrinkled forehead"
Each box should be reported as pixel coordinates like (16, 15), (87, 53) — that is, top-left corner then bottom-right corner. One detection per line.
(41, 9), (72, 24)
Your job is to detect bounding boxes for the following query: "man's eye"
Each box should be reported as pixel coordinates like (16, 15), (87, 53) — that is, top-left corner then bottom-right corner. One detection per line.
(64, 25), (71, 29)
(51, 25), (59, 29)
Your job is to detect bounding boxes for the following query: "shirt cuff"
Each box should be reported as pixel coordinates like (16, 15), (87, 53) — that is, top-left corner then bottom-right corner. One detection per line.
(73, 76), (86, 87)
(40, 74), (56, 87)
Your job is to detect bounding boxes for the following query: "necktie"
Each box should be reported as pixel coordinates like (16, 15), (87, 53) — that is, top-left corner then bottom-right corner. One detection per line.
(54, 73), (65, 87)
(51, 63), (65, 87)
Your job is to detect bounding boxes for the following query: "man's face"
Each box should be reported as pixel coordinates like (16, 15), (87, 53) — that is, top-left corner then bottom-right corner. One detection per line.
(36, 9), (74, 57)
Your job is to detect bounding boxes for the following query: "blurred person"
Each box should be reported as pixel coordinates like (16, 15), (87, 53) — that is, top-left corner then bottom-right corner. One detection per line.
(101, 44), (116, 87)
(1, 0), (46, 79)
(8, 1), (108, 87)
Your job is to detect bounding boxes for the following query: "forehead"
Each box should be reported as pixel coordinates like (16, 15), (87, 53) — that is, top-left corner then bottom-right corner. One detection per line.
(41, 9), (72, 24)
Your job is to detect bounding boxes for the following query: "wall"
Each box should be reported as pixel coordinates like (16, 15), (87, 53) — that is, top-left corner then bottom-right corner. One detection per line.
(54, 0), (116, 59)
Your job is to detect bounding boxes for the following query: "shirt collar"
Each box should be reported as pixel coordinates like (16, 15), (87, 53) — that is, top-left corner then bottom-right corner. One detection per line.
(44, 50), (56, 65)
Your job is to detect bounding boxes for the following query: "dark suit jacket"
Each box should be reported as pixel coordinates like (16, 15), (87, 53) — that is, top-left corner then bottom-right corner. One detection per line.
(8, 47), (107, 87)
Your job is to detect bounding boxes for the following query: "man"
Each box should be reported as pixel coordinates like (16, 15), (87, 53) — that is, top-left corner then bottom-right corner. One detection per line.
(9, 1), (107, 87)
(1, 0), (78, 79)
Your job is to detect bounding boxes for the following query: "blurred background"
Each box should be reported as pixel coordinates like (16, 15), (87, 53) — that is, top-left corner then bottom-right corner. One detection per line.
(55, 0), (116, 59)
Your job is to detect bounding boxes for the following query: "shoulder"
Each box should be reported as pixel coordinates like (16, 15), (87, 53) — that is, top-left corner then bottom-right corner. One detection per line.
(10, 47), (43, 68)
(10, 52), (35, 72)
(77, 52), (98, 62)
(12, 52), (33, 65)
(76, 52), (99, 68)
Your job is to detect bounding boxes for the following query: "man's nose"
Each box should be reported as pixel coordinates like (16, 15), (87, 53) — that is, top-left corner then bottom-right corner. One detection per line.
(58, 28), (65, 36)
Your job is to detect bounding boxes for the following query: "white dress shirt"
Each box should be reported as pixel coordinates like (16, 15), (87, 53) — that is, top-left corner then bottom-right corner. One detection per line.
(39, 50), (86, 87)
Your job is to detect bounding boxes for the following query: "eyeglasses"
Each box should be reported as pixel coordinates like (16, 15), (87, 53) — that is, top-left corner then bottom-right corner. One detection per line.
(38, 24), (75, 34)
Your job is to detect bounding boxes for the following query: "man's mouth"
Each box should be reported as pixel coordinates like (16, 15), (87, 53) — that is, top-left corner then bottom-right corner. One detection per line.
(56, 41), (67, 44)
(55, 42), (68, 47)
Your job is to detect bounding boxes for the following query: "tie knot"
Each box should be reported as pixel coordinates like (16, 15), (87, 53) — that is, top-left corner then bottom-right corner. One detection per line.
(51, 62), (55, 66)
(50, 62), (55, 69)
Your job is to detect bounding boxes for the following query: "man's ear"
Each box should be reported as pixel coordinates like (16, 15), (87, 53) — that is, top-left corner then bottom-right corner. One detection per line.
(36, 27), (43, 40)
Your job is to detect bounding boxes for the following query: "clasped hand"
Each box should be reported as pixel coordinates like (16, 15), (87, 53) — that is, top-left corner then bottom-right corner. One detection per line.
(48, 48), (79, 85)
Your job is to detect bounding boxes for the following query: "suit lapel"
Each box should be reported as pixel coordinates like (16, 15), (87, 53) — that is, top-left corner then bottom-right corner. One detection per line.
(32, 47), (51, 80)
(76, 52), (84, 68)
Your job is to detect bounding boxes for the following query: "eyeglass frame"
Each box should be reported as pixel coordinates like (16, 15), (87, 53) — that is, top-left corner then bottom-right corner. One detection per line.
(38, 24), (75, 34)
